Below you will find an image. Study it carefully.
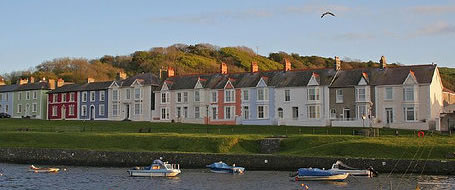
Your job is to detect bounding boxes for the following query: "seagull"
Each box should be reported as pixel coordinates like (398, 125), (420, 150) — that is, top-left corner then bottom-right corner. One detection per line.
(321, 11), (335, 18)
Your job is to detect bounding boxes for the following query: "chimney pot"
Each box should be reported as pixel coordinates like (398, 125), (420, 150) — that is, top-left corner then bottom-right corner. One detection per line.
(19, 78), (29, 85)
(57, 78), (64, 87)
(48, 79), (56, 90)
(380, 56), (387, 69)
(220, 62), (228, 74)
(87, 78), (95, 83)
(284, 58), (291, 71)
(251, 62), (259, 73)
(335, 56), (341, 71)
(167, 67), (175, 78)
(117, 72), (127, 80)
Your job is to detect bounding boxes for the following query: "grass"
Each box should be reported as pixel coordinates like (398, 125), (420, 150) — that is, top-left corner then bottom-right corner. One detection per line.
(0, 119), (453, 160)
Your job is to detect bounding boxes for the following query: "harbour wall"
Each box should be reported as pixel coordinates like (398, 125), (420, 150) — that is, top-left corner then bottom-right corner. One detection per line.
(0, 147), (453, 175)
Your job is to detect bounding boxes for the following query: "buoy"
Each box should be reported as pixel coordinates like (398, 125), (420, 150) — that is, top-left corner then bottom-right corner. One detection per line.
(418, 131), (425, 137)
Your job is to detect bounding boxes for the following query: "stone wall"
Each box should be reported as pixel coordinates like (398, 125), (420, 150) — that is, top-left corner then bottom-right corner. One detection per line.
(0, 148), (453, 175)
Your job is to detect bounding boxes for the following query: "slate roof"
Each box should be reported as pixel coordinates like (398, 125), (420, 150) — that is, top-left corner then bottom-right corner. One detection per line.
(0, 84), (19, 92)
(78, 81), (113, 91)
(14, 82), (50, 91)
(117, 73), (160, 87)
(330, 64), (436, 88)
(47, 84), (82, 94)
(161, 68), (337, 90)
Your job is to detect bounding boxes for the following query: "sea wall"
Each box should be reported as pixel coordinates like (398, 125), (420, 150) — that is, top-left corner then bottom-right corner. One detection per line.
(0, 147), (453, 175)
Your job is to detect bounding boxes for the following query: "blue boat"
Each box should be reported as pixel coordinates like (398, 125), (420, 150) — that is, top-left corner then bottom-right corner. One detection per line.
(294, 168), (349, 181)
(206, 161), (245, 174)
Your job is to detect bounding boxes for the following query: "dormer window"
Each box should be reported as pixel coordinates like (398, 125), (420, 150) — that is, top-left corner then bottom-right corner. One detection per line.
(356, 88), (366, 102)
(225, 89), (235, 103)
(403, 87), (414, 101)
(194, 90), (200, 102)
(308, 87), (319, 101)
(257, 88), (268, 101)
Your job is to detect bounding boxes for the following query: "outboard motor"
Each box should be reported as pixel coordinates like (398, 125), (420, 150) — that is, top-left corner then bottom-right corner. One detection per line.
(368, 166), (379, 177)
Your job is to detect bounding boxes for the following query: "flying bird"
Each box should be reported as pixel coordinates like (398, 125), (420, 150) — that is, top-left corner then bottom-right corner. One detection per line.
(321, 11), (335, 18)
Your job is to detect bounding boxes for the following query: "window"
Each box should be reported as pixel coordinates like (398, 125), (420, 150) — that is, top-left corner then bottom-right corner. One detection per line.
(385, 87), (393, 100)
(26, 91), (30, 100)
(33, 91), (37, 99)
(100, 91), (106, 101)
(5, 105), (8, 113)
(404, 106), (415, 121)
(243, 106), (249, 119)
(195, 107), (200, 118)
(113, 90), (119, 101)
(134, 103), (141, 115)
(308, 105), (320, 119)
(82, 92), (87, 102)
(161, 107), (169, 120)
(69, 105), (74, 116)
(330, 108), (336, 119)
(62, 94), (66, 102)
(243, 90), (249, 101)
(161, 92), (169, 104)
(225, 106), (233, 119)
(112, 104), (119, 116)
(18, 92), (22, 100)
(257, 88), (269, 101)
(177, 92), (182, 103)
(284, 90), (290, 102)
(183, 107), (188, 118)
(343, 108), (351, 119)
(211, 91), (217, 103)
(52, 106), (57, 116)
(292, 107), (298, 119)
(126, 89), (131, 100)
(176, 107), (182, 118)
(183, 92), (188, 103)
(32, 103), (37, 112)
(225, 90), (235, 103)
(212, 107), (217, 120)
(278, 108), (283, 119)
(336, 89), (343, 103)
(308, 88), (320, 101)
(17, 104), (22, 113)
(403, 87), (414, 101)
(53, 94), (58, 103)
(81, 105), (87, 116)
(358, 105), (367, 119)
(134, 89), (140, 100)
(90, 91), (96, 102)
(357, 88), (366, 102)
(194, 91), (200, 102)
(70, 93), (75, 102)
(98, 104), (104, 116)
(257, 105), (268, 119)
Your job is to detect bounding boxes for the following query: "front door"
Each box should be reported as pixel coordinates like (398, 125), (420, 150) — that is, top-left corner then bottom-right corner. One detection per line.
(90, 106), (95, 120)
(386, 108), (393, 124)
(125, 104), (130, 120)
(343, 108), (350, 120)
(62, 106), (66, 119)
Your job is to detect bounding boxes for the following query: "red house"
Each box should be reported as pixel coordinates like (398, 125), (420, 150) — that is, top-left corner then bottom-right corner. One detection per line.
(47, 83), (80, 120)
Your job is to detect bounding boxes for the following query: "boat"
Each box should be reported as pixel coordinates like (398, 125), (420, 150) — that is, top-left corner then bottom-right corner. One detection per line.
(328, 161), (378, 177)
(206, 161), (245, 174)
(294, 168), (349, 181)
(127, 159), (181, 177)
(29, 165), (60, 173)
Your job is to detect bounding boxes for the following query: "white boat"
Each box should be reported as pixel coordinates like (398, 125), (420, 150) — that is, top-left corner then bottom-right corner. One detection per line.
(294, 168), (349, 181)
(127, 160), (181, 177)
(328, 161), (377, 177)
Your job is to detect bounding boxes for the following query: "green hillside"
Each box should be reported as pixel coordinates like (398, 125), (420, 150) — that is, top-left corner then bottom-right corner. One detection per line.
(2, 43), (454, 91)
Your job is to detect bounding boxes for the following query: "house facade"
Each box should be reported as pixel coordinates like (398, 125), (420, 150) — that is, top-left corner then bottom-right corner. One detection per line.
(47, 84), (80, 120)
(12, 79), (50, 119)
(79, 81), (111, 120)
(0, 84), (18, 116)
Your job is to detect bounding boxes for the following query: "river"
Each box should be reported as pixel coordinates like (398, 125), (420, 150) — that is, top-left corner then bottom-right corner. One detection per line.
(0, 163), (453, 190)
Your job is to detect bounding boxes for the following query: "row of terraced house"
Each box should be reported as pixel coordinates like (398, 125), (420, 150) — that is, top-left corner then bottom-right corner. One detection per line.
(1, 56), (454, 131)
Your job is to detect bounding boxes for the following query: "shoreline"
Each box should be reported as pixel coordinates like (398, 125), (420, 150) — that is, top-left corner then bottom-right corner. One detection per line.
(0, 147), (453, 175)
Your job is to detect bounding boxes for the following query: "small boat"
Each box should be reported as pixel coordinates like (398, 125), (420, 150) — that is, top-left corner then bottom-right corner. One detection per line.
(127, 159), (181, 177)
(29, 165), (60, 173)
(294, 168), (349, 181)
(206, 161), (245, 174)
(328, 161), (378, 177)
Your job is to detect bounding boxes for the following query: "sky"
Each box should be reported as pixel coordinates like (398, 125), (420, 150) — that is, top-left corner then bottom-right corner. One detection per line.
(1, 0), (454, 73)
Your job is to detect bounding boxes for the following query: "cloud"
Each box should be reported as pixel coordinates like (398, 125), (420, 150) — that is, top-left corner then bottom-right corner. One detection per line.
(414, 21), (455, 36)
(409, 5), (455, 14)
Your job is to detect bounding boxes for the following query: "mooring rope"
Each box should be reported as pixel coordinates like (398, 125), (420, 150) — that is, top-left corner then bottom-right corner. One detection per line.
(396, 135), (426, 189)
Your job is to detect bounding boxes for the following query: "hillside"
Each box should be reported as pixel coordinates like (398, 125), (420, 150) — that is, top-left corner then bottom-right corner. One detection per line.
(2, 43), (455, 91)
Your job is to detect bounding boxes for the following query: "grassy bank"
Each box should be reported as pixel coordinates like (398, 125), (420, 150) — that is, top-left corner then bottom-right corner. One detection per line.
(0, 119), (453, 160)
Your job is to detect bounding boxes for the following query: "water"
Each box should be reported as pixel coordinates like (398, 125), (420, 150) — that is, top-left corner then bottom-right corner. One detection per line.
(0, 163), (453, 190)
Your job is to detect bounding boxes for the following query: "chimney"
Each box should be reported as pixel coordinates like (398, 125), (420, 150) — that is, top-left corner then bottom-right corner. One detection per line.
(0, 77), (5, 86)
(29, 76), (35, 83)
(116, 72), (127, 80)
(87, 78), (95, 83)
(251, 61), (258, 73)
(380, 56), (387, 69)
(167, 66), (175, 78)
(335, 56), (341, 71)
(57, 78), (64, 87)
(220, 62), (228, 74)
(19, 78), (28, 85)
(284, 58), (291, 71)
(49, 79), (56, 90)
